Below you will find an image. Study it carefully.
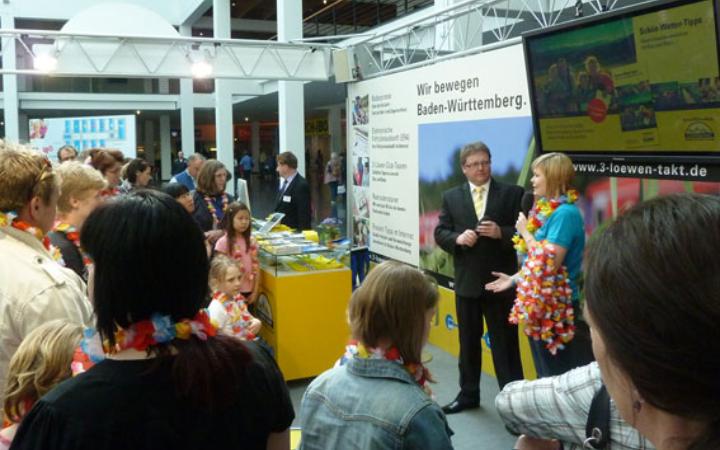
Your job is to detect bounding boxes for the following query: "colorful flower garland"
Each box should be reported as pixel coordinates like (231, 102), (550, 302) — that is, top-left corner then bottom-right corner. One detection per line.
(512, 189), (578, 255)
(53, 222), (92, 268)
(509, 242), (575, 354)
(0, 211), (62, 262)
(99, 187), (120, 198)
(77, 309), (218, 365)
(231, 238), (260, 282)
(204, 193), (229, 227)
(210, 291), (257, 340)
(337, 340), (434, 397)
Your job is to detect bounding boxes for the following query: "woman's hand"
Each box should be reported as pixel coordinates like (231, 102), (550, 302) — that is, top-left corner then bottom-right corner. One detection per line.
(485, 271), (515, 293)
(205, 229), (224, 244)
(516, 212), (528, 236)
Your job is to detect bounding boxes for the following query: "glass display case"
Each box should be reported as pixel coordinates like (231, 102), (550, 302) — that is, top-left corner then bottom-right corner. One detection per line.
(256, 231), (350, 276)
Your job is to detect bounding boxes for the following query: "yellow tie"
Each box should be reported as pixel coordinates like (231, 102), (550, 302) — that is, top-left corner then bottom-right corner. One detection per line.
(473, 186), (485, 218)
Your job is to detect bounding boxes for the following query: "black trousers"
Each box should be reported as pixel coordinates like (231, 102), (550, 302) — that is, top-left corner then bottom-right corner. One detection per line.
(455, 292), (524, 401)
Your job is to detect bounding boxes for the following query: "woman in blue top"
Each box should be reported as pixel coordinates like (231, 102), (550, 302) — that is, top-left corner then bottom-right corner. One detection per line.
(486, 153), (593, 377)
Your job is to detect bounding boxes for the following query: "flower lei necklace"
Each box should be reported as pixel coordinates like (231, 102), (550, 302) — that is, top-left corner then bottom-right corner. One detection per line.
(53, 222), (92, 268)
(509, 243), (575, 354)
(512, 189), (578, 255)
(77, 309), (218, 366)
(210, 291), (256, 340)
(204, 193), (229, 227)
(337, 340), (435, 397)
(508, 189), (579, 354)
(231, 238), (260, 282)
(0, 211), (62, 262)
(99, 187), (120, 198)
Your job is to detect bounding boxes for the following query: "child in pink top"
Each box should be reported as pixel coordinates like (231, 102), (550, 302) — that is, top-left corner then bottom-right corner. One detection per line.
(214, 202), (260, 304)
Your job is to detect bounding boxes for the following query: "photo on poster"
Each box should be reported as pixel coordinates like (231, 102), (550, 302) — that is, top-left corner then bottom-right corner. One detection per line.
(351, 95), (369, 126)
(352, 128), (369, 156)
(353, 187), (370, 220)
(353, 217), (370, 248)
(353, 156), (370, 187)
(418, 117), (533, 280)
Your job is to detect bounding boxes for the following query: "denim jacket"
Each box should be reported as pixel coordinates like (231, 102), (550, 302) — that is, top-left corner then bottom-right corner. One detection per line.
(299, 357), (454, 450)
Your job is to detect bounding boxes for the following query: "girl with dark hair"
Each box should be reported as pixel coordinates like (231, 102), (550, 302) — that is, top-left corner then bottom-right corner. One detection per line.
(583, 193), (720, 450)
(11, 191), (294, 450)
(214, 201), (260, 304)
(162, 183), (194, 214)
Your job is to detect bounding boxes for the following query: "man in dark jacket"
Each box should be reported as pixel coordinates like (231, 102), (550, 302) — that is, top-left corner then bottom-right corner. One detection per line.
(434, 141), (524, 414)
(274, 151), (311, 230)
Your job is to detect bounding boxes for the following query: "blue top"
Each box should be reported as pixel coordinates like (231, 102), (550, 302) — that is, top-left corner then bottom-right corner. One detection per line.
(170, 170), (195, 191)
(534, 203), (585, 301)
(299, 357), (453, 450)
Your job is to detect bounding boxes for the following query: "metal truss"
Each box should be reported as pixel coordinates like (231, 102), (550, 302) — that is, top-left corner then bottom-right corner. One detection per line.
(0, 29), (334, 81)
(349, 0), (645, 80)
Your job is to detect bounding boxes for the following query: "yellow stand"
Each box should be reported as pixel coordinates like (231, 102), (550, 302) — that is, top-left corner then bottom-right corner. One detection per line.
(257, 267), (352, 380)
(428, 286), (537, 380)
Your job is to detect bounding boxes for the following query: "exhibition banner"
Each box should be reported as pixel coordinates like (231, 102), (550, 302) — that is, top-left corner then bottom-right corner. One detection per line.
(347, 44), (533, 273)
(29, 114), (137, 163)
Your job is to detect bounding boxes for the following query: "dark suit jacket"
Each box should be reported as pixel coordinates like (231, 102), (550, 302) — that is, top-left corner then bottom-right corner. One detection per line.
(192, 191), (235, 232)
(434, 178), (523, 297)
(274, 173), (311, 230)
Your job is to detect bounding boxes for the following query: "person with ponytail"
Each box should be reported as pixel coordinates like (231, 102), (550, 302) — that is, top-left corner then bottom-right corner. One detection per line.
(299, 261), (453, 450)
(11, 191), (293, 450)
(583, 193), (720, 450)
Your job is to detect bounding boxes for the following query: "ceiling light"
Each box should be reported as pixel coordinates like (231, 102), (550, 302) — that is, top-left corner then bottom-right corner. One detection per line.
(136, 110), (141, 115)
(33, 52), (58, 73)
(244, 117), (249, 122)
(191, 60), (213, 78)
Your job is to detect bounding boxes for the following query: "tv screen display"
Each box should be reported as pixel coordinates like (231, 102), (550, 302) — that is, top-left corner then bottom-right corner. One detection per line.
(524, 0), (720, 163)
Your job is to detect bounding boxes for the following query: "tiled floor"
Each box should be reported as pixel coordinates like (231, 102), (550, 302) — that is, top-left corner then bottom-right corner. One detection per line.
(287, 344), (517, 450)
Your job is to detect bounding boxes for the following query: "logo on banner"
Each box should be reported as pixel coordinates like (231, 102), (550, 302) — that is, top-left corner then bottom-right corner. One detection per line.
(445, 314), (457, 330)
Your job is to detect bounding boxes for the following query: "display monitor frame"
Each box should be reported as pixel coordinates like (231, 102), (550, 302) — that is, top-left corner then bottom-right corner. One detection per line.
(523, 0), (720, 166)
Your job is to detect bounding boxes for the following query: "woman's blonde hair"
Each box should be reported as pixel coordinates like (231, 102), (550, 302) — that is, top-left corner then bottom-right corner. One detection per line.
(531, 152), (575, 198)
(348, 261), (438, 364)
(55, 161), (106, 214)
(0, 143), (58, 212)
(3, 320), (82, 423)
(209, 254), (242, 291)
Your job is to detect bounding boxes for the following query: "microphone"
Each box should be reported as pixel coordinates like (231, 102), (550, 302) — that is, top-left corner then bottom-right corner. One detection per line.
(521, 191), (535, 216)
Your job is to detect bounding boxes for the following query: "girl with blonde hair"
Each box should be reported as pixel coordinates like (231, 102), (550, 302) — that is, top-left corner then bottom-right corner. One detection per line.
(1, 320), (82, 449)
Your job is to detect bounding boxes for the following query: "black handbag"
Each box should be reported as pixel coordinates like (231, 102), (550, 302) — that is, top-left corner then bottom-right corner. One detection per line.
(584, 385), (611, 449)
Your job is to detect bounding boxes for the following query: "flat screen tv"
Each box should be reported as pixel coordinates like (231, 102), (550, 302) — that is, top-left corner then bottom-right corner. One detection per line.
(523, 0), (720, 172)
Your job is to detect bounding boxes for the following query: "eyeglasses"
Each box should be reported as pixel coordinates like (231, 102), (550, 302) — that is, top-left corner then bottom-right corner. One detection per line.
(464, 161), (490, 169)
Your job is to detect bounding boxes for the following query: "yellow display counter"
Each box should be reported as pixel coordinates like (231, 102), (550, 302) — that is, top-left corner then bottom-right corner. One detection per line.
(428, 286), (537, 380)
(255, 267), (352, 381)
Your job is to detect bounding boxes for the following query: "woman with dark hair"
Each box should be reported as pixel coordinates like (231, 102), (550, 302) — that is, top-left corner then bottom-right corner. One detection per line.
(87, 148), (124, 197)
(162, 182), (194, 214)
(192, 159), (234, 243)
(582, 193), (720, 450)
(11, 191), (294, 450)
(118, 158), (152, 194)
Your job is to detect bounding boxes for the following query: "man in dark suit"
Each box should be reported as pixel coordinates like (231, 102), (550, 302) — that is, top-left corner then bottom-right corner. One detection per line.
(274, 151), (311, 230)
(434, 141), (524, 414)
